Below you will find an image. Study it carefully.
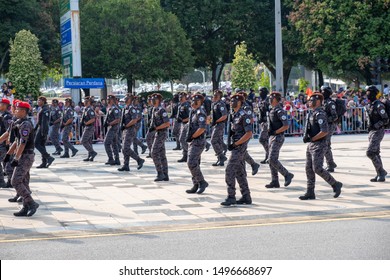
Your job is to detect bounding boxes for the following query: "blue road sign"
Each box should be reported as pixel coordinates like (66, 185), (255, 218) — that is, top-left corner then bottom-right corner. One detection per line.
(64, 78), (105, 89)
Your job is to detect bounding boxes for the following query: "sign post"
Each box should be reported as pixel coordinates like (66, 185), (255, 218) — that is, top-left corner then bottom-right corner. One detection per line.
(60, 0), (82, 104)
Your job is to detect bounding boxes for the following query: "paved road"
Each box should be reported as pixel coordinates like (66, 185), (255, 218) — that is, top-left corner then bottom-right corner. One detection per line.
(1, 216), (389, 260)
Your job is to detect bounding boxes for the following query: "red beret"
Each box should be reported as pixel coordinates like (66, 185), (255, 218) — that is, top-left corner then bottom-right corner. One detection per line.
(0, 98), (10, 105)
(16, 101), (31, 110)
(13, 99), (21, 106)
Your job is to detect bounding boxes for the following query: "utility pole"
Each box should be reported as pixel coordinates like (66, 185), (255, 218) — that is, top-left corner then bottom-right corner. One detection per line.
(275, 0), (284, 94)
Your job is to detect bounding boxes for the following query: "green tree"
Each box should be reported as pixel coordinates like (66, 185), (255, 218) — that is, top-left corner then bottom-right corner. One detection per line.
(8, 30), (44, 99)
(231, 43), (257, 90)
(81, 0), (193, 92)
(259, 71), (271, 90)
(298, 78), (310, 92)
(289, 0), (390, 84)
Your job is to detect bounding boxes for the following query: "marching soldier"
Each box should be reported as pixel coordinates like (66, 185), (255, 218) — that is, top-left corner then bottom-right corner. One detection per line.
(240, 91), (260, 176)
(185, 94), (209, 194)
(7, 101), (39, 216)
(210, 90), (228, 166)
(221, 94), (253, 206)
(81, 97), (97, 161)
(321, 86), (338, 172)
(0, 98), (12, 188)
(118, 94), (145, 172)
(300, 92), (343, 200)
(258, 87), (270, 164)
(35, 96), (55, 168)
(201, 92), (212, 152)
(132, 96), (148, 155)
(177, 92), (191, 163)
(49, 99), (63, 156)
(103, 95), (121, 165)
(265, 91), (294, 188)
(149, 93), (170, 181)
(171, 93), (181, 150)
(145, 96), (155, 158)
(366, 86), (388, 182)
(60, 98), (78, 158)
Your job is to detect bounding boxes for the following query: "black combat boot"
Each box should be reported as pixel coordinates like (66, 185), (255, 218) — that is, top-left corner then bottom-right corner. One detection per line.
(114, 158), (121, 165)
(196, 180), (209, 194)
(236, 194), (252, 205)
(186, 184), (199, 194)
(5, 180), (12, 189)
(13, 204), (29, 216)
(105, 158), (114, 165)
(332, 181), (343, 198)
(326, 163), (337, 173)
(377, 169), (387, 182)
(26, 201), (39, 217)
(118, 164), (130, 172)
(177, 154), (188, 163)
(260, 157), (268, 164)
(46, 156), (55, 167)
(265, 181), (280, 188)
(173, 141), (181, 150)
(146, 153), (151, 158)
(60, 153), (70, 158)
(0, 179), (7, 188)
(71, 149), (78, 157)
(83, 156), (91, 162)
(90, 151), (98, 161)
(218, 154), (227, 166)
(212, 159), (220, 166)
(221, 196), (237, 206)
(284, 173), (294, 187)
(163, 172), (169, 181)
(251, 163), (260, 176)
(299, 188), (316, 200)
(154, 172), (165, 182)
(141, 145), (147, 154)
(52, 150), (61, 155)
(36, 160), (47, 168)
(137, 158), (145, 170)
(8, 195), (20, 203)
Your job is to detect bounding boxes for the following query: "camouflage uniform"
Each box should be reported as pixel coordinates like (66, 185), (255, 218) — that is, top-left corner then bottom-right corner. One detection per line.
(122, 104), (142, 165)
(178, 101), (191, 159)
(187, 107), (207, 185)
(5, 117), (17, 180)
(49, 105), (63, 152)
(133, 104), (146, 150)
(146, 106), (156, 153)
(11, 117), (35, 204)
(268, 104), (290, 181)
(226, 108), (252, 197)
(242, 101), (258, 170)
(211, 100), (227, 157)
(306, 107), (337, 189)
(323, 98), (338, 169)
(0, 110), (12, 182)
(172, 102), (181, 148)
(81, 105), (96, 156)
(366, 100), (389, 176)
(62, 106), (77, 155)
(34, 104), (50, 162)
(258, 98), (270, 160)
(104, 104), (121, 161)
(151, 106), (169, 175)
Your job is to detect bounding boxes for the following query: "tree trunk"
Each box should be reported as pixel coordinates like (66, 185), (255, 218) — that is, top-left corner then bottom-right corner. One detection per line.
(0, 50), (9, 73)
(317, 69), (324, 88)
(126, 74), (133, 93)
(170, 80), (174, 93)
(211, 63), (225, 92)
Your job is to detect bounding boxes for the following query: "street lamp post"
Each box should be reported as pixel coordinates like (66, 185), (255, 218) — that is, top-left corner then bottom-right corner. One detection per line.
(195, 69), (206, 91)
(275, 0), (284, 94)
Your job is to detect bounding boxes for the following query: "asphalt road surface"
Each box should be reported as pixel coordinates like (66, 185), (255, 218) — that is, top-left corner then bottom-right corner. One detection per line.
(1, 215), (389, 260)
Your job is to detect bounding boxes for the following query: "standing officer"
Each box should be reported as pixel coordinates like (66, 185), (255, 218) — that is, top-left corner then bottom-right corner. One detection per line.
(35, 96), (55, 168)
(7, 101), (39, 216)
(118, 95), (145, 172)
(265, 92), (294, 188)
(240, 91), (260, 176)
(49, 99), (63, 156)
(149, 93), (170, 181)
(210, 90), (228, 166)
(321, 86), (338, 172)
(145, 96), (155, 158)
(103, 95), (121, 165)
(81, 96), (97, 161)
(221, 94), (253, 206)
(185, 94), (209, 194)
(300, 92), (343, 200)
(366, 86), (388, 182)
(60, 98), (78, 158)
(177, 92), (191, 163)
(258, 87), (270, 164)
(0, 98), (12, 188)
(171, 93), (181, 150)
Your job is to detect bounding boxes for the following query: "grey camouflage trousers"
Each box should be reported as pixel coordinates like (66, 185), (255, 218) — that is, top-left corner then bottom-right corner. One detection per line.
(104, 125), (120, 160)
(226, 143), (250, 197)
(11, 153), (34, 203)
(172, 120), (181, 147)
(366, 128), (385, 174)
(81, 125), (95, 154)
(259, 122), (269, 159)
(122, 126), (141, 165)
(188, 137), (206, 184)
(211, 122), (227, 156)
(146, 130), (156, 152)
(151, 130), (168, 174)
(62, 125), (77, 154)
(324, 123), (336, 167)
(133, 122), (145, 148)
(306, 140), (336, 189)
(50, 124), (62, 151)
(269, 134), (289, 181)
(179, 123), (189, 156)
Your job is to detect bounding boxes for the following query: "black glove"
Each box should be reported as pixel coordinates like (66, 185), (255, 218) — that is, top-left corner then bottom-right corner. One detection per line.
(186, 136), (193, 143)
(60, 124), (65, 130)
(121, 125), (126, 131)
(11, 159), (19, 167)
(104, 122), (109, 128)
(228, 143), (236, 151)
(268, 130), (275, 136)
(4, 154), (11, 163)
(303, 135), (311, 143)
(148, 126), (155, 133)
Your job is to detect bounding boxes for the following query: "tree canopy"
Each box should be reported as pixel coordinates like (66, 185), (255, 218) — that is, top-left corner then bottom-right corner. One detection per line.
(231, 42), (257, 90)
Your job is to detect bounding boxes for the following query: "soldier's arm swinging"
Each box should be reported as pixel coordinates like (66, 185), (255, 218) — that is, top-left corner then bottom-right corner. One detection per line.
(155, 121), (170, 131)
(125, 119), (138, 128)
(275, 124), (289, 134)
(216, 115), (227, 123)
(14, 143), (26, 160)
(0, 131), (9, 144)
(85, 118), (96, 126)
(234, 131), (253, 146)
(311, 131), (328, 142)
(7, 142), (17, 155)
(109, 118), (120, 126)
(191, 128), (205, 139)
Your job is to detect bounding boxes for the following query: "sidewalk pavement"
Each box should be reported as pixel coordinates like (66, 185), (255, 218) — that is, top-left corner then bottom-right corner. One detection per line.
(0, 134), (389, 238)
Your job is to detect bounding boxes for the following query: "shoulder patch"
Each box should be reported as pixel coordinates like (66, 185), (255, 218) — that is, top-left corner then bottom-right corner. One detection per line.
(22, 130), (29, 137)
(220, 106), (225, 111)
(163, 112), (168, 117)
(199, 116), (205, 122)
(281, 115), (287, 120)
(115, 110), (119, 113)
(239, 111), (245, 116)
(246, 118), (251, 124)
(91, 112), (95, 115)
(332, 105), (336, 109)
(247, 110), (252, 115)
(380, 109), (385, 114)
(132, 109), (136, 113)
(318, 119), (324, 125)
